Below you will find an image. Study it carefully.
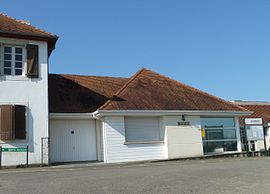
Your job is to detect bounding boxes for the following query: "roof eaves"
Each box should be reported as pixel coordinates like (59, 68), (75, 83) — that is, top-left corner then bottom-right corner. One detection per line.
(0, 30), (58, 39)
(96, 110), (252, 117)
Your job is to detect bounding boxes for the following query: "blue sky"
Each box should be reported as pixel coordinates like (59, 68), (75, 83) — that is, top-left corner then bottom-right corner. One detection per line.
(1, 1), (270, 101)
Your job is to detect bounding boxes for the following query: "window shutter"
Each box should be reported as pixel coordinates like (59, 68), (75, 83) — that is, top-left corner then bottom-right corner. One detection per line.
(14, 105), (26, 140)
(26, 44), (39, 78)
(125, 117), (161, 142)
(0, 105), (14, 140)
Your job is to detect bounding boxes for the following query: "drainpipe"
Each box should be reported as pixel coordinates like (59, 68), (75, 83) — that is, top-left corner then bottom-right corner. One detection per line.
(92, 111), (108, 163)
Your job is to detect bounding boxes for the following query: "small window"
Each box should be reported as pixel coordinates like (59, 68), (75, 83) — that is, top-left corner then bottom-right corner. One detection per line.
(1, 45), (25, 76)
(125, 117), (161, 142)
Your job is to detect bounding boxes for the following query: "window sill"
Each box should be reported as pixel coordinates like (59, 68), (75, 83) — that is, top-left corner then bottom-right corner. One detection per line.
(124, 141), (164, 145)
(0, 76), (29, 81)
(0, 139), (28, 144)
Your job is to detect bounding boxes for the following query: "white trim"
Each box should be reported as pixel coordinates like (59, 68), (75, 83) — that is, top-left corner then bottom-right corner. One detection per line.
(0, 45), (26, 76)
(231, 100), (270, 105)
(49, 113), (94, 119)
(124, 141), (164, 145)
(0, 38), (29, 46)
(102, 120), (108, 163)
(205, 151), (240, 155)
(0, 76), (29, 81)
(94, 110), (252, 117)
(203, 139), (237, 142)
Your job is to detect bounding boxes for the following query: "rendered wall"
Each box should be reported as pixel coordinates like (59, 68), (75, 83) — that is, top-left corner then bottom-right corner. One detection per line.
(0, 38), (49, 166)
(165, 116), (204, 158)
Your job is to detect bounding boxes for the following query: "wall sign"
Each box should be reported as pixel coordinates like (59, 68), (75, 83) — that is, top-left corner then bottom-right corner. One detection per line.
(177, 122), (190, 126)
(1, 148), (27, 152)
(245, 118), (263, 125)
(245, 118), (264, 141)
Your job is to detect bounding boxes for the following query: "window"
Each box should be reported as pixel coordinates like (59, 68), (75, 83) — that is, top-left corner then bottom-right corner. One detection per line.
(0, 105), (26, 140)
(125, 117), (161, 142)
(201, 117), (237, 154)
(0, 44), (39, 78)
(1, 46), (25, 76)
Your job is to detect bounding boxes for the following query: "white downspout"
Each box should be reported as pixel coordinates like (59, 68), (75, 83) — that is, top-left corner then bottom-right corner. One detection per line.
(93, 112), (108, 163)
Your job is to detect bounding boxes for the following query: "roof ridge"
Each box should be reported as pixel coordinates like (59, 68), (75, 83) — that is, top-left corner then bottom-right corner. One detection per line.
(99, 68), (146, 110)
(0, 12), (57, 38)
(145, 69), (248, 112)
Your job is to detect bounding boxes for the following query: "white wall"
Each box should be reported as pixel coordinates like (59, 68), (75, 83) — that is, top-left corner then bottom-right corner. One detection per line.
(103, 116), (167, 163)
(0, 38), (49, 166)
(96, 119), (104, 161)
(102, 115), (242, 163)
(165, 116), (204, 158)
(235, 117), (242, 152)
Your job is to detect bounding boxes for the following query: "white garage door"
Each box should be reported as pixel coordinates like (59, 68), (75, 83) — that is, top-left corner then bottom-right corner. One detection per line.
(50, 119), (97, 163)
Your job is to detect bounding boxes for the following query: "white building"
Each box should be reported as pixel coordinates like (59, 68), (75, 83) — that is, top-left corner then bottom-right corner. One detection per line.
(0, 13), (58, 166)
(48, 69), (250, 164)
(0, 13), (251, 166)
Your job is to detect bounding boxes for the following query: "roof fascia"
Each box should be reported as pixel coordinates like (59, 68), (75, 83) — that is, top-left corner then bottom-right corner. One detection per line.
(95, 110), (252, 117)
(0, 32), (58, 56)
(49, 113), (94, 120)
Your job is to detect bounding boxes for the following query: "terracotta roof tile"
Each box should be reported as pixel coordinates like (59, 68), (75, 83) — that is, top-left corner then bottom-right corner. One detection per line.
(49, 69), (248, 113)
(49, 74), (128, 113)
(0, 13), (58, 54)
(0, 13), (56, 38)
(100, 68), (247, 111)
(236, 104), (270, 126)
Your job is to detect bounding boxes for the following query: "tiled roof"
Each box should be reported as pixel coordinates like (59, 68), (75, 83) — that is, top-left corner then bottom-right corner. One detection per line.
(234, 103), (270, 126)
(49, 74), (128, 113)
(100, 68), (247, 112)
(0, 13), (58, 54)
(49, 69), (248, 113)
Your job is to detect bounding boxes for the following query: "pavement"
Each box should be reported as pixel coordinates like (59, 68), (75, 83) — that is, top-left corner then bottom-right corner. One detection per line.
(0, 157), (270, 194)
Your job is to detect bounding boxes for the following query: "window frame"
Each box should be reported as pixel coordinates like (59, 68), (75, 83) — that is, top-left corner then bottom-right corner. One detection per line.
(0, 44), (27, 77)
(201, 117), (238, 154)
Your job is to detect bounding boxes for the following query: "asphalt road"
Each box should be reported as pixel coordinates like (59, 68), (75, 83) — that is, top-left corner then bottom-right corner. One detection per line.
(0, 157), (270, 194)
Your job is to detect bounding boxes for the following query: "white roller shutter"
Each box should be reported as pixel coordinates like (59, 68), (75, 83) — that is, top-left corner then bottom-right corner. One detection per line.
(125, 117), (160, 142)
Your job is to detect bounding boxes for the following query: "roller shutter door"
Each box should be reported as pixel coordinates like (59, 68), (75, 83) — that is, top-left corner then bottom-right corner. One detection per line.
(50, 119), (97, 163)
